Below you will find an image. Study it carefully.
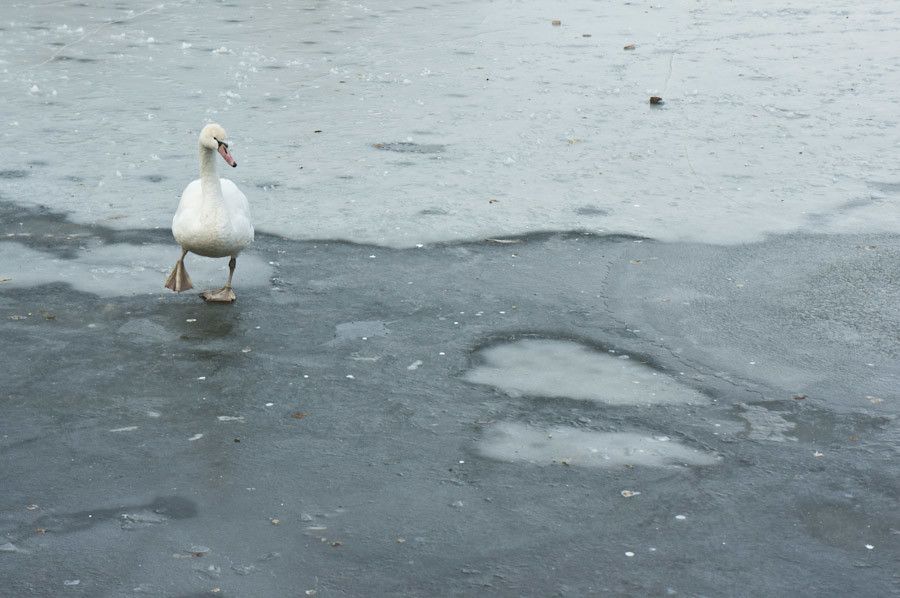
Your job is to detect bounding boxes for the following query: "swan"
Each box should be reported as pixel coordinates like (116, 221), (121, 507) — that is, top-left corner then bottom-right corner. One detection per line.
(164, 123), (254, 302)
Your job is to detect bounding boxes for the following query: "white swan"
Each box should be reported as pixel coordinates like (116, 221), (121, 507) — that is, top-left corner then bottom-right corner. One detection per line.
(165, 123), (254, 302)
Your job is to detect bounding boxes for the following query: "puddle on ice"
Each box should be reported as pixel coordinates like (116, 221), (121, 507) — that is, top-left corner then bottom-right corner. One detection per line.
(465, 339), (707, 405)
(477, 422), (719, 468)
(0, 242), (272, 297)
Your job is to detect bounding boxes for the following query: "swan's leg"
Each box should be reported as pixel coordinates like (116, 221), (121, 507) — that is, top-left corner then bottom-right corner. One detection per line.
(200, 256), (237, 303)
(164, 248), (193, 292)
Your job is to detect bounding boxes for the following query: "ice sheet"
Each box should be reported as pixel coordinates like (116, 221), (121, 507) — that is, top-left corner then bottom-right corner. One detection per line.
(2, 0), (898, 247)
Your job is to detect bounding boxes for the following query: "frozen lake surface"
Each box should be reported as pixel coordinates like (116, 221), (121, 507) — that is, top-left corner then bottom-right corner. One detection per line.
(1, 0), (899, 596)
(2, 0), (899, 246)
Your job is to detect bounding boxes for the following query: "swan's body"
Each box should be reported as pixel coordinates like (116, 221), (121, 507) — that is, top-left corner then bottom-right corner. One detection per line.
(173, 178), (253, 257)
(165, 123), (253, 302)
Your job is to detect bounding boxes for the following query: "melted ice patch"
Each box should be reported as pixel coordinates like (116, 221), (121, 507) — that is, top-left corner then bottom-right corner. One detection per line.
(477, 422), (719, 468)
(0, 243), (272, 297)
(465, 339), (706, 405)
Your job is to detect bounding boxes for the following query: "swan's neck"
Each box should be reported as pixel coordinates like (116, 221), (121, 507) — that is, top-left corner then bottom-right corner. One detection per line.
(199, 146), (224, 202)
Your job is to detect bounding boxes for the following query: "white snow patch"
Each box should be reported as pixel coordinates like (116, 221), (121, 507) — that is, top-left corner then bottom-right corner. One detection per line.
(465, 339), (707, 405)
(476, 422), (719, 468)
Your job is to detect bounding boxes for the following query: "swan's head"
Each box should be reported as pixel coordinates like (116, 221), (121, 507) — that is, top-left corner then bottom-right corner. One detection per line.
(199, 123), (237, 168)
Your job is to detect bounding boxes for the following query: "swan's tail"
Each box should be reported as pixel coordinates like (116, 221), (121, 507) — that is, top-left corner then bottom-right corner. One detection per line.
(164, 255), (193, 292)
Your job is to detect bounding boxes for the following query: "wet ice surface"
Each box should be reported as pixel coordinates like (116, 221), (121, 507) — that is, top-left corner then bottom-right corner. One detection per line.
(2, 0), (900, 596)
(465, 338), (708, 404)
(2, 222), (898, 596)
(1, 0), (899, 246)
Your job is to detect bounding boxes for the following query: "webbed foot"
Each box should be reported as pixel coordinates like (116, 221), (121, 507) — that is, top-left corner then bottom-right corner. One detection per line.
(164, 258), (193, 292)
(200, 287), (236, 303)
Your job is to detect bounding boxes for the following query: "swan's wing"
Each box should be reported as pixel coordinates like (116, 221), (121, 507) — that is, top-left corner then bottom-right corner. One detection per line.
(220, 178), (251, 216)
(220, 178), (254, 242)
(172, 179), (202, 231)
(175, 179), (202, 212)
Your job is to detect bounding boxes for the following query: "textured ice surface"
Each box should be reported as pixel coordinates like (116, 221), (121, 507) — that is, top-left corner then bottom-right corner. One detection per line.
(2, 0), (899, 247)
(0, 242), (271, 296)
(477, 422), (719, 468)
(465, 339), (707, 405)
(738, 403), (797, 442)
